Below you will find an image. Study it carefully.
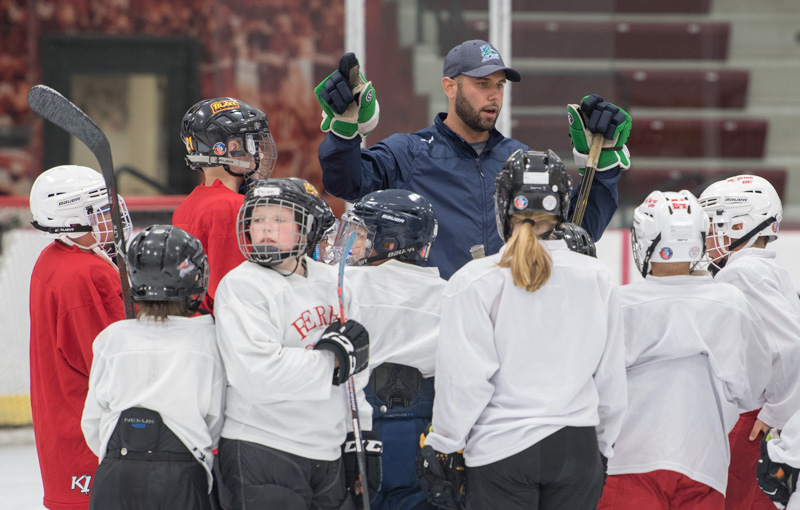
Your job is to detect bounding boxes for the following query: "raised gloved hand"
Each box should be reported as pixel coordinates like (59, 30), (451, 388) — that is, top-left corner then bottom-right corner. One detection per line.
(568, 94), (631, 174)
(314, 53), (380, 139)
(757, 428), (798, 507)
(314, 319), (369, 385)
(342, 430), (383, 507)
(415, 425), (466, 510)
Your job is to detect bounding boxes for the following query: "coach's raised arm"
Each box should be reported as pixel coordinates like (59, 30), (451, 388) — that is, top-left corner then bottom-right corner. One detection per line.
(315, 40), (631, 280)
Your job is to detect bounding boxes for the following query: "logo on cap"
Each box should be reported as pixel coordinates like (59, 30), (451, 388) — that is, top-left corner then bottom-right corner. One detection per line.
(480, 44), (500, 63)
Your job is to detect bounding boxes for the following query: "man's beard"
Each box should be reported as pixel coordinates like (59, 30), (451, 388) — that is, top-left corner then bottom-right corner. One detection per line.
(454, 84), (499, 133)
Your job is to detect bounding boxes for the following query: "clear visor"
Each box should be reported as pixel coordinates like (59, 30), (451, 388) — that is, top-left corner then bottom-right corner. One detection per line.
(314, 218), (341, 265)
(332, 211), (374, 266)
(228, 132), (277, 181)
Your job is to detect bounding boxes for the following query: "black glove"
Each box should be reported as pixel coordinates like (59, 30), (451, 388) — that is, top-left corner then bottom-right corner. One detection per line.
(317, 53), (358, 115)
(342, 430), (383, 507)
(415, 444), (466, 510)
(315, 319), (369, 385)
(757, 431), (798, 505)
(579, 93), (630, 140)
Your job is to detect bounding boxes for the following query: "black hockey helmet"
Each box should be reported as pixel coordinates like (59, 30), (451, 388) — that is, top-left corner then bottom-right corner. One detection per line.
(494, 149), (572, 241)
(181, 97), (277, 180)
(126, 225), (209, 312)
(336, 189), (438, 265)
(552, 222), (596, 257)
(237, 178), (332, 267)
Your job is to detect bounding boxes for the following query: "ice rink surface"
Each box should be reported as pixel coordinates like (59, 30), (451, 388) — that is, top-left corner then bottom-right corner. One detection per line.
(0, 429), (46, 510)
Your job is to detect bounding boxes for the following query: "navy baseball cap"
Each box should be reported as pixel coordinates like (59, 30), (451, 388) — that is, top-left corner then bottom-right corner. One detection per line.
(443, 40), (521, 82)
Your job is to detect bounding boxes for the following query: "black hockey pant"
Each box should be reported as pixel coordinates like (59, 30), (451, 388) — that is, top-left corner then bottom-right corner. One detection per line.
(218, 437), (356, 510)
(89, 407), (211, 510)
(466, 426), (605, 510)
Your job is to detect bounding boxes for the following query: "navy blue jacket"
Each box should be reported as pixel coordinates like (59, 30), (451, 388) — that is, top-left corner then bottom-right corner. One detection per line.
(319, 113), (620, 279)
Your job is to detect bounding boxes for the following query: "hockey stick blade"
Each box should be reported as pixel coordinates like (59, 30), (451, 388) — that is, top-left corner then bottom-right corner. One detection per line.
(28, 85), (135, 319)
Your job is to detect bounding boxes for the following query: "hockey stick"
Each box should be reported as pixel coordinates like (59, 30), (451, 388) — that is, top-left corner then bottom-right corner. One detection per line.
(570, 133), (603, 227)
(27, 85), (135, 319)
(337, 231), (371, 509)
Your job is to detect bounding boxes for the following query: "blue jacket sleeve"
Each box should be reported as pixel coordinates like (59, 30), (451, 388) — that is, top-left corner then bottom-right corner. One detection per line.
(568, 166), (620, 242)
(319, 133), (409, 201)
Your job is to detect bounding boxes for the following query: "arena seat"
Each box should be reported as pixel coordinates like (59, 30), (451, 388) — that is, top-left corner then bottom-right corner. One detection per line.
(457, 20), (729, 60)
(512, 117), (768, 159)
(515, 69), (748, 109)
(454, 0), (711, 14)
(616, 167), (787, 206)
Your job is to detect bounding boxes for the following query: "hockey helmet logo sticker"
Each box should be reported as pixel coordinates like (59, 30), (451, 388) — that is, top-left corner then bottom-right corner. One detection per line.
(689, 246), (701, 259)
(772, 222), (779, 233)
(659, 247), (673, 260)
(212, 142), (226, 156)
(210, 99), (240, 114)
(303, 182), (321, 197)
(542, 195), (557, 211)
(513, 195), (528, 210)
(177, 257), (196, 278)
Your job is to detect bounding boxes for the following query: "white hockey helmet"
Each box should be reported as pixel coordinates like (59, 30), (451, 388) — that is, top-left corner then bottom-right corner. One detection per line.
(631, 190), (709, 277)
(698, 175), (782, 268)
(29, 165), (132, 252)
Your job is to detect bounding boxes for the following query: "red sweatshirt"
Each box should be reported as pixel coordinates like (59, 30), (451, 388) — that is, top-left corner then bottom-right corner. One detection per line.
(29, 242), (125, 509)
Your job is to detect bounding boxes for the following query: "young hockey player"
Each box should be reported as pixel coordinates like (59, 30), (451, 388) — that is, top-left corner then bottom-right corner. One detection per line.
(28, 164), (131, 510)
(331, 188), (441, 509)
(214, 177), (370, 509)
(598, 190), (770, 510)
(418, 149), (627, 510)
(173, 97), (277, 314)
(81, 225), (225, 509)
(698, 175), (800, 510)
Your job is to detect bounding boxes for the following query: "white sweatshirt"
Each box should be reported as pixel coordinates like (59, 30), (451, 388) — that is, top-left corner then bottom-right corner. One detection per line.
(715, 248), (800, 428)
(81, 315), (225, 488)
(214, 257), (368, 461)
(425, 241), (627, 467)
(347, 260), (445, 378)
(609, 274), (771, 495)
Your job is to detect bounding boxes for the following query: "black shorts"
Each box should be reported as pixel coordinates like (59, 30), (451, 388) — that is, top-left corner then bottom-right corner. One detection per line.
(218, 438), (356, 510)
(466, 426), (605, 510)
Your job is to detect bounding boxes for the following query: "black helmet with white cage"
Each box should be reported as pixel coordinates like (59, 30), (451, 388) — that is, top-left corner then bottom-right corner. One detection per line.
(334, 189), (438, 265)
(126, 225), (209, 312)
(494, 149), (572, 241)
(181, 97), (277, 181)
(237, 178), (332, 267)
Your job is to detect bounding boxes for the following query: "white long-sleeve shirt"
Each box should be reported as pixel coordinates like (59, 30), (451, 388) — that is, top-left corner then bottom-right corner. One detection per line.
(81, 315), (225, 488)
(347, 260), (444, 378)
(716, 248), (800, 428)
(609, 274), (771, 495)
(214, 257), (368, 461)
(425, 241), (627, 467)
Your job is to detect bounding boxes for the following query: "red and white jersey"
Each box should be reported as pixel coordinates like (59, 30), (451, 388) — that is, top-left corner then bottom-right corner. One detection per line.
(81, 315), (225, 489)
(425, 241), (626, 467)
(29, 242), (126, 509)
(347, 260), (444, 378)
(766, 410), (800, 510)
(214, 257), (365, 461)
(715, 248), (800, 428)
(609, 274), (771, 495)
(172, 179), (245, 315)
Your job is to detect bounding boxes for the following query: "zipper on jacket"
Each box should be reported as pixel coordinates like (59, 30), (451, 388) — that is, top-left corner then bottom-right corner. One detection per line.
(477, 158), (489, 249)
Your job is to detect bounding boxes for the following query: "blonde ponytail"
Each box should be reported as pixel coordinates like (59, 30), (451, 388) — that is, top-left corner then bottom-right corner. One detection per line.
(498, 212), (559, 292)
